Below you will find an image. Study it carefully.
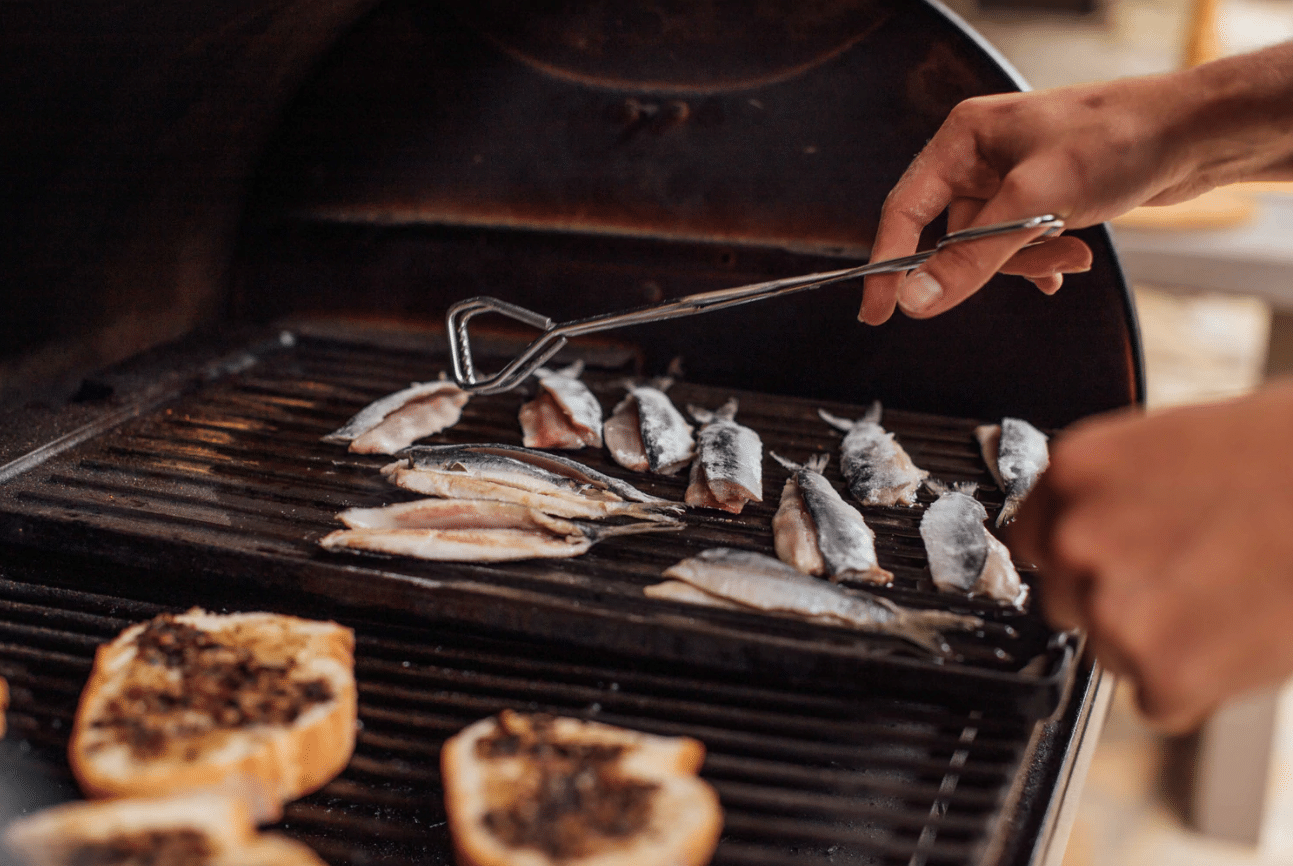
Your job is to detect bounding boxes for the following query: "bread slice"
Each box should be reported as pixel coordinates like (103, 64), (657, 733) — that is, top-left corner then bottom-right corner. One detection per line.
(68, 609), (356, 805)
(442, 711), (722, 866)
(3, 790), (255, 866)
(3, 792), (327, 866)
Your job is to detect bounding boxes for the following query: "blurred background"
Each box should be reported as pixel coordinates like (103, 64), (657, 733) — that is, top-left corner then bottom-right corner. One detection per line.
(944, 0), (1293, 863)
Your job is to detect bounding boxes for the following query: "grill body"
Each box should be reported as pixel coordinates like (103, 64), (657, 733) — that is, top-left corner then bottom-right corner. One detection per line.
(0, 2), (1137, 864)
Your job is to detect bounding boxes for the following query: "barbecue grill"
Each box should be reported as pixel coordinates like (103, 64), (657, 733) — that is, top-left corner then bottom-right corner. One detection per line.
(0, 2), (1137, 864)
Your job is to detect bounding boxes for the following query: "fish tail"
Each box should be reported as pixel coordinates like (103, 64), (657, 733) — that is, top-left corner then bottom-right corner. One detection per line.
(863, 401), (883, 424)
(995, 498), (1020, 527)
(666, 356), (686, 379)
(649, 375), (675, 392)
(557, 359), (585, 379)
(817, 409), (854, 432)
(954, 481), (979, 496)
(587, 519), (684, 541)
(687, 404), (715, 425)
(805, 452), (829, 473)
(770, 451), (801, 472)
(885, 608), (983, 657)
(716, 398), (739, 421)
(922, 478), (950, 497)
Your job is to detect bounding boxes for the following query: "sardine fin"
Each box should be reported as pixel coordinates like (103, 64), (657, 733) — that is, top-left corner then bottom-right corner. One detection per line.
(817, 409), (854, 432)
(770, 451), (801, 472)
(862, 400), (883, 424)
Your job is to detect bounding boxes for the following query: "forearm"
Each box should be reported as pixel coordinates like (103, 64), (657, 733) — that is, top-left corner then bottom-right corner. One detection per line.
(1176, 41), (1293, 185)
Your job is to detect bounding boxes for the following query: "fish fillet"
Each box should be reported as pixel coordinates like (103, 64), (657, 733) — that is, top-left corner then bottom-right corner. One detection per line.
(819, 402), (927, 507)
(975, 418), (1049, 526)
(771, 453), (891, 585)
(321, 520), (673, 563)
(661, 548), (980, 656)
(323, 380), (468, 455)
(919, 482), (1028, 607)
(685, 399), (762, 514)
(519, 362), (604, 450)
(605, 381), (694, 475)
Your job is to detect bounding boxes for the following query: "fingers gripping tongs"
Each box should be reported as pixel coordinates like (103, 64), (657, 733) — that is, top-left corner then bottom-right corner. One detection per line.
(447, 214), (1065, 394)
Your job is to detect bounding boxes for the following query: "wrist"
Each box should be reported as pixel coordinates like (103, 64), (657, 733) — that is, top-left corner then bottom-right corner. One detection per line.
(1174, 43), (1293, 184)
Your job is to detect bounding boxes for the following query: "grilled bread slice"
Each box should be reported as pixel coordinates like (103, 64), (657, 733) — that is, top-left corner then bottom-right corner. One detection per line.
(3, 792), (327, 866)
(442, 710), (722, 866)
(68, 609), (356, 805)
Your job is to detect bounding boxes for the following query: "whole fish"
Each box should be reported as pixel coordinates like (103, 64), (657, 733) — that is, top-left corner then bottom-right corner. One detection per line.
(919, 482), (1028, 607)
(659, 548), (981, 656)
(321, 518), (676, 563)
(684, 399), (763, 514)
(382, 464), (675, 522)
(398, 443), (676, 505)
(975, 418), (1050, 526)
(819, 402), (927, 507)
(771, 453), (892, 585)
(519, 361), (604, 450)
(335, 498), (572, 533)
(603, 379), (695, 475)
(322, 379), (468, 455)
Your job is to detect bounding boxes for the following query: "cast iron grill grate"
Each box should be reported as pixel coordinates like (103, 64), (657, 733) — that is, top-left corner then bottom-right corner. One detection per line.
(0, 326), (1071, 715)
(0, 566), (1038, 866)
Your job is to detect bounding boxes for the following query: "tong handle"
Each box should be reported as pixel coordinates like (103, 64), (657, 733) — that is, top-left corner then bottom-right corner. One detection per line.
(448, 214), (1065, 394)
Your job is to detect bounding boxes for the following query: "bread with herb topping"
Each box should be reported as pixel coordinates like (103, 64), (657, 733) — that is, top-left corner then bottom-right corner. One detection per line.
(68, 609), (356, 805)
(441, 710), (722, 866)
(3, 791), (327, 866)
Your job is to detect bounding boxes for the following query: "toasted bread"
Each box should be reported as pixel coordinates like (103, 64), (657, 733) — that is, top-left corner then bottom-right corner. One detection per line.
(3, 791), (255, 866)
(68, 609), (356, 805)
(3, 792), (327, 866)
(442, 711), (722, 866)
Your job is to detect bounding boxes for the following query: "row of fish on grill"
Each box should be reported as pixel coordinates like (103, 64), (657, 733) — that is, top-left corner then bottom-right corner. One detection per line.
(315, 363), (1050, 654)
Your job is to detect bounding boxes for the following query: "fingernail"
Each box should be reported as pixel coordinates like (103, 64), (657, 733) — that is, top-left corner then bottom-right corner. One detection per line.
(897, 271), (943, 314)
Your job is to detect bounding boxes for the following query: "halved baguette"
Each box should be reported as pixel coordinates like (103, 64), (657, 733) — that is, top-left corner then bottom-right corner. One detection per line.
(68, 609), (356, 805)
(442, 711), (722, 866)
(3, 792), (327, 866)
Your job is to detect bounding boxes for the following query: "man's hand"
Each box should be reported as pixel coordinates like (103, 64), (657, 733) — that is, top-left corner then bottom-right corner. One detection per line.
(1011, 380), (1293, 732)
(860, 42), (1293, 325)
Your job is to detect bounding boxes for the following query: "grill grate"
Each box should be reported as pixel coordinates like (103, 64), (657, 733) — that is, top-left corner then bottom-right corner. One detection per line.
(0, 563), (1044, 866)
(0, 325), (1071, 717)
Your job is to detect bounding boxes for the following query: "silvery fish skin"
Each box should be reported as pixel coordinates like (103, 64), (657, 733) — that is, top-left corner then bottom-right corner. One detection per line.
(771, 453), (892, 585)
(321, 517), (676, 563)
(381, 464), (677, 522)
(335, 498), (572, 533)
(604, 380), (695, 475)
(684, 399), (763, 514)
(399, 443), (675, 506)
(660, 548), (981, 656)
(519, 361), (604, 450)
(975, 418), (1050, 526)
(819, 402), (928, 507)
(322, 380), (469, 455)
(919, 482), (1028, 608)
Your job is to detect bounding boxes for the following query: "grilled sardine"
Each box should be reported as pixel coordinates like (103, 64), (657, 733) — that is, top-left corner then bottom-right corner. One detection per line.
(604, 380), (695, 475)
(323, 379), (468, 455)
(397, 443), (676, 505)
(321, 517), (676, 563)
(819, 402), (927, 506)
(771, 453), (892, 585)
(975, 418), (1049, 526)
(658, 548), (981, 656)
(919, 482), (1028, 607)
(519, 361), (604, 450)
(684, 399), (762, 514)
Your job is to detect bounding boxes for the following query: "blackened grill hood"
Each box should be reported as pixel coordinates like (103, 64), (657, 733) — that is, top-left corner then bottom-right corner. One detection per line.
(1, 0), (1141, 426)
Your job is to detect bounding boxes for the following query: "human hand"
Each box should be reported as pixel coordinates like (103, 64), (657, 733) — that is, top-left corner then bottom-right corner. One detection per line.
(1011, 380), (1293, 732)
(860, 41), (1293, 324)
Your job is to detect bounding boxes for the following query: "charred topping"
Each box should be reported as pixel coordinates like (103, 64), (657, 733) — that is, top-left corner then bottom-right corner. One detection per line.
(476, 712), (658, 859)
(92, 614), (333, 759)
(67, 829), (211, 866)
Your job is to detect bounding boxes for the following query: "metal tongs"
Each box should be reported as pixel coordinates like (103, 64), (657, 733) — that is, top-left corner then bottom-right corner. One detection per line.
(448, 214), (1065, 394)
